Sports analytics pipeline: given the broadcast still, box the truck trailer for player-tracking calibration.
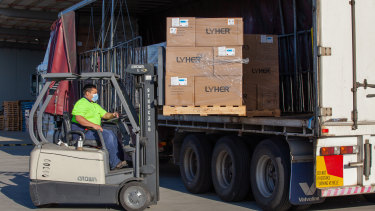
[154,0,375,210]
[34,0,375,210]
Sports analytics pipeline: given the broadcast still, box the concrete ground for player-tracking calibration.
[1,131,375,211]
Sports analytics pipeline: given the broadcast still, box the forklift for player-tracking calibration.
[28,65,159,211]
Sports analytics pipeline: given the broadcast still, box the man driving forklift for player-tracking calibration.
[71,84,127,170]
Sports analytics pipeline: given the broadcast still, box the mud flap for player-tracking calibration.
[289,162,325,205]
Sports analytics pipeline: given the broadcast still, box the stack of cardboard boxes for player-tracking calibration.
[165,17,244,107]
[243,34,280,116]
[165,17,280,116]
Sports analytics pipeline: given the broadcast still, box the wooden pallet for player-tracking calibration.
[163,105,246,116]
[246,109,281,117]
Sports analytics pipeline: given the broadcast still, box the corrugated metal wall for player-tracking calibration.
[0,48,44,108]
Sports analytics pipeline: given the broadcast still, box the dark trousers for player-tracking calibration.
[71,123,122,169]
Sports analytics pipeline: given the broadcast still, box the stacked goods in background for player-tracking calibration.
[3,101,21,131]
[165,17,246,116]
[243,34,280,117]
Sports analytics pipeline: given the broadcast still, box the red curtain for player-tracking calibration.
[45,11,78,115]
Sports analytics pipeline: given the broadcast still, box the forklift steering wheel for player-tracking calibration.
[106,114,126,123]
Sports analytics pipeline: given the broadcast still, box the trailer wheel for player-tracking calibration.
[211,136,250,202]
[180,134,213,193]
[250,138,291,211]
[119,182,150,211]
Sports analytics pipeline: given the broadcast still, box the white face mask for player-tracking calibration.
[92,93,99,102]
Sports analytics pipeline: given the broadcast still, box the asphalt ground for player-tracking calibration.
[1,131,375,211]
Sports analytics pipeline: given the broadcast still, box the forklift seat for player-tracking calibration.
[62,112,101,147]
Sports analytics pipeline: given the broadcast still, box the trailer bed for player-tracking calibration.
[158,114,314,137]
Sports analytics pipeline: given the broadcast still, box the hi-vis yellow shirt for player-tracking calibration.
[71,98,107,125]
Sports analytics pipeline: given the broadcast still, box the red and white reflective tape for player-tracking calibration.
[320,186,374,197]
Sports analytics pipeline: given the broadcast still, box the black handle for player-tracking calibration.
[67,130,86,145]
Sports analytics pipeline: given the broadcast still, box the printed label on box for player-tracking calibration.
[218,47,227,56]
[170,28,177,34]
[228,19,235,25]
[171,77,179,85]
[218,47,235,56]
[180,19,189,27]
[172,18,180,27]
[178,78,187,85]
[261,35,274,44]
[225,48,235,56]
[171,77,187,86]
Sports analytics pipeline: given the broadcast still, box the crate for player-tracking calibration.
[163,105,246,116]
[3,101,21,131]
[21,102,34,131]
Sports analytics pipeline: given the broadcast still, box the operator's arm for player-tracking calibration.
[102,112,119,120]
[75,115,103,131]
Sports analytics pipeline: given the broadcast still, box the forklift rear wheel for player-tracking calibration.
[119,182,150,211]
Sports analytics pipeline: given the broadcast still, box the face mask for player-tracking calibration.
[92,93,99,102]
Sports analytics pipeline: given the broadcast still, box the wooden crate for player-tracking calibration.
[163,105,246,116]
[3,101,21,131]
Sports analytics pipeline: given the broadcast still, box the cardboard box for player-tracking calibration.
[165,74,194,106]
[195,76,242,106]
[243,34,279,111]
[167,17,195,47]
[166,47,214,76]
[213,46,243,76]
[196,18,243,46]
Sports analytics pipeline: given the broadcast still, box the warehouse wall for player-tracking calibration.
[0,48,45,109]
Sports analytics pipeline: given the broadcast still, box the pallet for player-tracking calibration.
[246,109,281,117]
[163,105,246,116]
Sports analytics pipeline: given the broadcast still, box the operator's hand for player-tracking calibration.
[93,124,103,132]
[112,112,119,118]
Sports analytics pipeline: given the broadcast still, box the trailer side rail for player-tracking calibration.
[158,115,314,137]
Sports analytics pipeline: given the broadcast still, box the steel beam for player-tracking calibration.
[0,8,57,21]
[0,27,50,38]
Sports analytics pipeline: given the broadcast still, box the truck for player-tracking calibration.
[154,0,375,210]
[36,0,375,210]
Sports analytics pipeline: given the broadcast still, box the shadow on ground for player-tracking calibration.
[159,162,260,210]
[0,145,33,156]
[0,171,34,209]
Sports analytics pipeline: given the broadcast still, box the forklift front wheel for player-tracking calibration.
[119,181,151,211]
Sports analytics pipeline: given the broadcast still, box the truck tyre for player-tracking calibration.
[211,136,250,202]
[119,182,150,211]
[180,134,213,193]
[250,138,291,211]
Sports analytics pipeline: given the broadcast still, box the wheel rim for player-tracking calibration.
[256,155,277,198]
[184,147,198,182]
[216,150,233,188]
[123,186,147,209]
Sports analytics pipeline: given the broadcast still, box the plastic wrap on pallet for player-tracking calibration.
[146,42,166,68]
[165,45,248,106]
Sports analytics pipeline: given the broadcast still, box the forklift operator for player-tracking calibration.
[71,84,127,170]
